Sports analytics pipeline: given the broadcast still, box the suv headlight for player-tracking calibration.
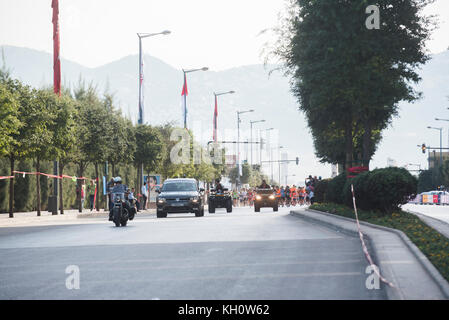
[255,195,262,200]
[191,197,199,203]
[269,195,275,200]
[157,198,166,204]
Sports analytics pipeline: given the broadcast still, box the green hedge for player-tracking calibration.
[314,178,330,203]
[318,168,417,215]
[326,173,347,204]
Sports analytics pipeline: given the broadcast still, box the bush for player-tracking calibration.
[342,171,369,209]
[326,173,347,204]
[343,167,417,214]
[314,179,330,203]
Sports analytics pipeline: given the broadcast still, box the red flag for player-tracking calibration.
[181,73,188,127]
[213,95,218,141]
[181,73,188,96]
[52,0,61,96]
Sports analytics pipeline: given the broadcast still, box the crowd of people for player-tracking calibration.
[229,175,320,207]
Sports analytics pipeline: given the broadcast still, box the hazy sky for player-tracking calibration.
[1,0,448,70]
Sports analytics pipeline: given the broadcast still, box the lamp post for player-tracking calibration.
[250,120,265,166]
[137,30,170,198]
[270,145,283,185]
[427,126,443,167]
[435,117,449,155]
[213,91,235,141]
[182,67,208,129]
[277,146,284,186]
[237,109,254,188]
[137,30,171,125]
[261,128,274,167]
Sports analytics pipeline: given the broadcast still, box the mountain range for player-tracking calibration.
[1,45,449,183]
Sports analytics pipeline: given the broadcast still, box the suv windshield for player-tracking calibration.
[161,182,197,192]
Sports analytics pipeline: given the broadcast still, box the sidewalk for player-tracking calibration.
[402,204,449,239]
[0,208,155,228]
[291,208,449,300]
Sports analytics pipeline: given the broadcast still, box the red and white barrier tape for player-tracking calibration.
[351,184,396,288]
[11,171,98,209]
[12,171,94,182]
[0,176,14,180]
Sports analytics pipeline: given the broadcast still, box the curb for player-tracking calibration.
[290,208,449,300]
[289,209,397,299]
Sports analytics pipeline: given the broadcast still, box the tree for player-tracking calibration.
[47,90,77,214]
[72,84,106,212]
[0,83,21,157]
[228,162,252,186]
[271,0,435,170]
[28,89,60,216]
[0,76,38,217]
[440,160,449,190]
[417,167,445,193]
[78,87,112,211]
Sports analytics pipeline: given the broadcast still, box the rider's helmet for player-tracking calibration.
[114,176,122,183]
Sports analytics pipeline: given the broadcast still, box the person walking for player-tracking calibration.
[81,182,86,211]
[87,180,96,211]
[141,182,148,211]
[232,189,239,207]
[309,188,315,205]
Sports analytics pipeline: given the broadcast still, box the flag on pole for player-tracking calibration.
[181,73,188,128]
[213,95,218,141]
[52,0,61,96]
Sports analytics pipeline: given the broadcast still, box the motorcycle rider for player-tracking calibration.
[109,177,133,221]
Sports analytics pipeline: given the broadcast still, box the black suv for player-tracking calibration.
[156,178,205,218]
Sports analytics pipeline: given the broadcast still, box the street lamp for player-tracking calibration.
[237,109,254,188]
[427,126,443,167]
[137,30,171,125]
[261,128,274,166]
[213,91,235,141]
[435,117,449,152]
[273,145,284,185]
[137,30,170,200]
[250,119,265,166]
[182,67,209,129]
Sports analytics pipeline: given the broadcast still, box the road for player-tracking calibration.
[0,206,386,300]
[402,203,449,224]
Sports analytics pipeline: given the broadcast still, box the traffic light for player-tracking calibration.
[422,143,426,154]
[296,157,299,165]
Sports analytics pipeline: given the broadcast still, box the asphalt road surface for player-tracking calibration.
[0,206,386,300]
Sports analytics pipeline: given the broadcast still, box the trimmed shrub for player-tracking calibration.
[314,179,330,203]
[342,171,370,209]
[343,167,417,214]
[326,173,347,204]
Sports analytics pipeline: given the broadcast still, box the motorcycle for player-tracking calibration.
[111,193,135,227]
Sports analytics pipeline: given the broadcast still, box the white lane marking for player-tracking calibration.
[0,251,364,269]
[1,272,363,289]
[1,259,365,275]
